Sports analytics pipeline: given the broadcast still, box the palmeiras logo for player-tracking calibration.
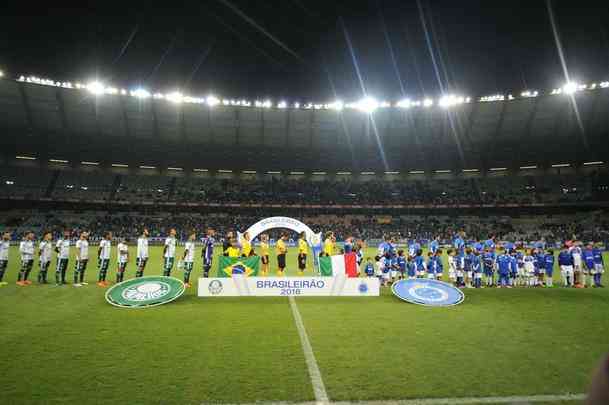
[392,279,464,306]
[105,276,185,308]
[208,280,223,295]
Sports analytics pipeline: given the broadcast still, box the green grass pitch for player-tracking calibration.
[1,245,607,404]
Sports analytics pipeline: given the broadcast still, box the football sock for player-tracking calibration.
[184,269,191,283]
[0,268,4,282]
[136,269,143,277]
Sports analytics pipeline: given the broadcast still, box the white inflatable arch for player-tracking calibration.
[237,216,321,247]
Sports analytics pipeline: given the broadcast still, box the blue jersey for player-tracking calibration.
[484,239,495,251]
[455,253,465,270]
[429,240,439,254]
[509,255,518,273]
[378,242,392,257]
[343,242,353,253]
[504,242,515,252]
[535,253,546,269]
[454,237,465,252]
[583,249,595,269]
[473,242,484,253]
[201,236,215,263]
[414,255,425,272]
[406,262,416,277]
[516,251,524,268]
[593,248,603,264]
[497,254,511,275]
[364,263,375,276]
[435,256,443,272]
[544,254,554,271]
[382,257,392,273]
[482,252,495,270]
[471,256,482,273]
[558,251,574,266]
[397,256,406,272]
[464,254,473,271]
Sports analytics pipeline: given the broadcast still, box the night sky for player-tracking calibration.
[2,1,608,102]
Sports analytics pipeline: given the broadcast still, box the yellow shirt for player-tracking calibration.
[276,239,287,255]
[242,240,252,256]
[227,246,240,257]
[323,238,334,256]
[298,239,308,255]
[260,241,269,256]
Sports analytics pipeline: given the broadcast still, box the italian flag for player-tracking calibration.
[319,253,358,277]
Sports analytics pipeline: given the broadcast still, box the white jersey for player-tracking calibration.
[56,239,70,259]
[39,240,52,263]
[117,243,128,263]
[448,256,456,272]
[20,240,35,261]
[0,240,9,261]
[570,246,582,266]
[99,239,111,260]
[75,239,89,260]
[164,237,176,258]
[184,241,195,263]
[137,237,148,259]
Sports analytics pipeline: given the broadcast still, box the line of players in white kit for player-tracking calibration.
[361,236,605,288]
[0,228,216,289]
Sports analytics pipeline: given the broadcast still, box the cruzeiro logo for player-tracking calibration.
[208,280,223,295]
[122,282,171,301]
[358,282,369,294]
[392,279,464,306]
[105,276,185,308]
[408,284,449,302]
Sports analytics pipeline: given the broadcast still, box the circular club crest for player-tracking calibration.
[105,276,185,308]
[392,279,464,306]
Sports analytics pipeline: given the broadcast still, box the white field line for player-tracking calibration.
[288,296,329,404]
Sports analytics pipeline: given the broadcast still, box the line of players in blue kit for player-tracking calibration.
[360,235,605,289]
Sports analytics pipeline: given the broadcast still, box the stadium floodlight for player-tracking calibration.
[16,155,36,160]
[139,165,156,169]
[81,186,88,191]
[81,161,99,166]
[66,185,74,189]
[49,159,68,164]
[120,89,127,95]
[435,169,451,173]
[167,167,183,171]
[290,171,305,175]
[329,100,344,111]
[206,95,220,107]
[336,171,351,175]
[86,81,105,95]
[489,167,507,171]
[166,92,183,103]
[293,102,300,108]
[0,70,3,78]
[519,165,538,170]
[131,88,151,99]
[439,95,462,108]
[111,163,129,168]
[396,99,412,109]
[462,169,479,173]
[583,161,604,166]
[423,99,433,108]
[153,93,165,99]
[562,82,578,95]
[263,100,272,108]
[551,163,570,168]
[384,171,400,175]
[312,171,326,175]
[277,101,288,109]
[600,82,609,88]
[5,180,14,185]
[352,97,379,113]
[380,101,391,108]
[521,90,538,98]
[193,168,208,172]
[242,170,257,174]
[267,171,281,174]
[222,99,230,106]
[217,169,232,173]
[360,171,375,175]
[409,170,425,174]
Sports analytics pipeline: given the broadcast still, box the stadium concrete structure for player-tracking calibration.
[0,76,608,213]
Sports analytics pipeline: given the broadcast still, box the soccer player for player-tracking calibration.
[558,245,574,287]
[429,236,440,255]
[364,257,375,277]
[259,233,269,276]
[297,232,307,276]
[434,250,444,281]
[162,228,177,277]
[583,243,595,288]
[535,248,546,287]
[570,242,583,288]
[201,228,215,278]
[447,249,457,285]
[136,228,149,278]
[241,232,253,257]
[414,249,426,279]
[396,250,406,279]
[98,232,112,286]
[55,230,71,285]
[496,249,511,288]
[323,231,335,257]
[226,238,240,257]
[406,256,417,279]
[524,249,536,287]
[381,252,392,286]
[222,231,234,257]
[17,231,35,286]
[472,250,482,288]
[509,250,518,287]
[38,232,52,284]
[343,236,353,254]
[592,244,605,288]
[463,248,473,288]
[182,232,195,287]
[544,249,555,287]
[482,248,495,287]
[455,249,465,287]
[0,232,11,286]
[74,231,89,287]
[276,233,288,276]
[116,237,129,283]
[426,252,437,280]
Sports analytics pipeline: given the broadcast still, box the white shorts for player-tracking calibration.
[560,265,574,275]
[466,271,473,279]
[474,272,482,279]
[382,272,390,280]
[573,255,582,268]
[456,270,464,277]
[427,273,435,279]
[390,270,398,278]
[448,271,456,280]
[517,268,526,276]
[593,263,604,274]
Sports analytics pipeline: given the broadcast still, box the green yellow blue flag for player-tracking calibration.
[217,256,260,277]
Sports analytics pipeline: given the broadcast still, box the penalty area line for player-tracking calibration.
[288,295,330,404]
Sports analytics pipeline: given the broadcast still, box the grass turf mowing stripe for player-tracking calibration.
[289,296,329,404]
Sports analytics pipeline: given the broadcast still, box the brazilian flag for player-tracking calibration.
[218,256,260,277]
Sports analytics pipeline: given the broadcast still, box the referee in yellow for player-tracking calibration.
[323,231,335,256]
[276,233,288,276]
[241,232,254,257]
[297,232,308,276]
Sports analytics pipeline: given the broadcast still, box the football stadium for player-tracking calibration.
[2,1,609,404]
